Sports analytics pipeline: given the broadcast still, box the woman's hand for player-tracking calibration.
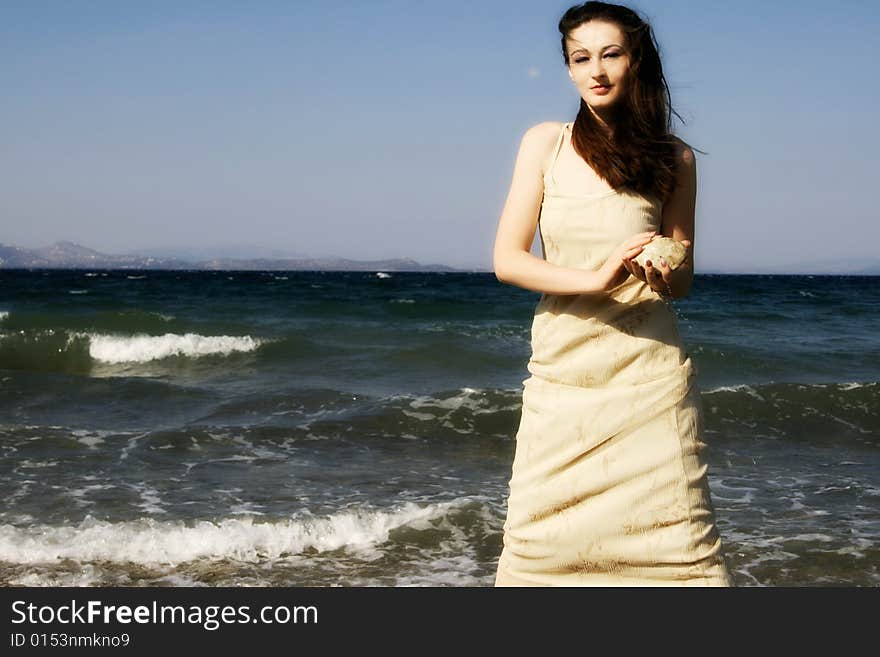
[622,236,692,299]
[598,230,657,292]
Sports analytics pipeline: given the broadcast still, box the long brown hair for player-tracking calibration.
[559,2,689,203]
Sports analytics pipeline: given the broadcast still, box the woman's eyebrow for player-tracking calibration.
[569,44,623,55]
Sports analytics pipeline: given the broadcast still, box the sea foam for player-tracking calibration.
[81,332,263,363]
[0,501,462,565]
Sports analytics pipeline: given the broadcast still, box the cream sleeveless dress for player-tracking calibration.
[494,122,734,586]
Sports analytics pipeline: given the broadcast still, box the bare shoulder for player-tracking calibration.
[526,120,565,138]
[518,121,563,149]
[516,121,565,173]
[671,135,696,169]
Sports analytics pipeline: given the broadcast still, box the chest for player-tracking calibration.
[551,133,617,196]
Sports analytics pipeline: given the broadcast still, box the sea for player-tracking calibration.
[0,269,877,587]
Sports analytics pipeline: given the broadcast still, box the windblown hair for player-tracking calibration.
[559,1,689,203]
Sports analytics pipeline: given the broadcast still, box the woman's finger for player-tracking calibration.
[630,232,656,247]
[645,261,672,295]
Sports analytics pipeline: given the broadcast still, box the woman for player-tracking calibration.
[492,1,734,586]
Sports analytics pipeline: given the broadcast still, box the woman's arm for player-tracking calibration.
[492,123,607,296]
[655,139,698,298]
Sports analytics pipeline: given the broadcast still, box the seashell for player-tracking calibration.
[634,236,688,271]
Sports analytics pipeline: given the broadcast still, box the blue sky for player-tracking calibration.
[1,0,878,272]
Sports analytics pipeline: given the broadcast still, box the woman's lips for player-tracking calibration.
[591,85,611,95]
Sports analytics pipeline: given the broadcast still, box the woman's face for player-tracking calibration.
[566,20,631,116]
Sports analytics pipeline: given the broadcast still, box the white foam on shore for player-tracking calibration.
[70,428,116,448]
[69,332,263,363]
[704,383,765,399]
[706,381,877,394]
[402,387,521,416]
[9,564,104,587]
[0,501,462,566]
[839,382,874,390]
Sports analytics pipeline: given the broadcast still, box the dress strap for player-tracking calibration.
[544,122,570,189]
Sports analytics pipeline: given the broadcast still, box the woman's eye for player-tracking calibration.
[574,54,619,63]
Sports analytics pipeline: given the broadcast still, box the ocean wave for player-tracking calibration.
[702,380,879,446]
[0,328,299,377]
[704,380,879,399]
[0,500,469,566]
[75,332,264,363]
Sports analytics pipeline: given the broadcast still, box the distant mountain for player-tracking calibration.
[196,255,424,271]
[0,241,192,270]
[703,257,880,276]
[783,256,880,276]
[0,241,459,272]
[123,244,315,261]
[3,241,875,275]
